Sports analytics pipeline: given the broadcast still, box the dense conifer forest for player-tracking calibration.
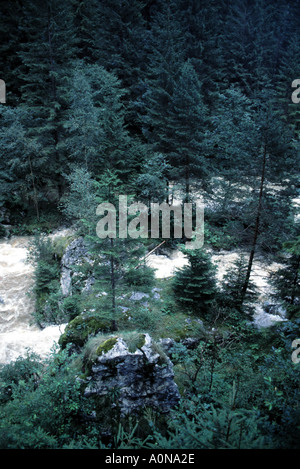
[0,0,299,451]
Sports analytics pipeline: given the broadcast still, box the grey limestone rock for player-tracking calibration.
[83,333,180,416]
[60,237,93,296]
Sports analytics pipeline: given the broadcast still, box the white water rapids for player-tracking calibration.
[146,248,287,328]
[0,232,286,365]
[0,236,66,365]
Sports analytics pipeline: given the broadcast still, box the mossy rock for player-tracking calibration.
[96,337,119,356]
[52,234,76,259]
[59,314,112,349]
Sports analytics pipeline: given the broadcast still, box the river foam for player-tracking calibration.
[0,236,65,364]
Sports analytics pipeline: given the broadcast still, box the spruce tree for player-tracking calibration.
[271,235,300,318]
[240,97,298,303]
[207,86,298,304]
[73,0,148,131]
[177,0,227,104]
[220,0,284,96]
[141,0,185,197]
[168,60,209,202]
[17,0,78,200]
[221,254,258,311]
[0,106,43,219]
[62,168,152,331]
[63,61,143,184]
[173,248,218,316]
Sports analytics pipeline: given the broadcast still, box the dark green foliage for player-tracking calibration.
[0,349,92,449]
[168,60,209,200]
[0,106,44,218]
[270,236,300,318]
[221,254,258,310]
[123,264,155,289]
[0,351,43,405]
[142,393,268,449]
[173,248,218,315]
[62,62,142,181]
[1,0,300,451]
[27,234,61,324]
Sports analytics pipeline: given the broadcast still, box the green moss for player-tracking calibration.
[58,314,112,349]
[52,234,76,259]
[96,337,118,356]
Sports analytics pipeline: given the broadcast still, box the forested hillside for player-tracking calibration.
[0,0,299,450]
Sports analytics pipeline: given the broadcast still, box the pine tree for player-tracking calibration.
[177,0,227,104]
[221,254,258,311]
[73,0,148,131]
[0,1,24,106]
[141,0,185,197]
[60,166,99,236]
[220,0,285,96]
[240,97,298,303]
[207,86,298,303]
[173,248,218,316]
[206,86,258,213]
[62,168,152,331]
[0,106,44,219]
[62,61,143,183]
[271,235,300,318]
[135,153,170,206]
[168,60,209,202]
[17,0,78,200]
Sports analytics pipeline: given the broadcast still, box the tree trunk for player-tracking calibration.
[110,237,118,331]
[185,154,190,203]
[47,5,64,199]
[28,153,40,221]
[241,141,267,303]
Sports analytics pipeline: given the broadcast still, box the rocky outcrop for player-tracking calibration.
[83,333,180,416]
[60,237,94,297]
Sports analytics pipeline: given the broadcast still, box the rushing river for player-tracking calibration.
[146,248,287,328]
[0,235,65,364]
[0,232,286,365]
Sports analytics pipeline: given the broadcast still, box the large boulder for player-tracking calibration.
[60,237,94,297]
[58,314,113,350]
[83,333,180,416]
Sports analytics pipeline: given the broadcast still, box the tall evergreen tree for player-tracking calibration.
[221,0,288,97]
[62,61,143,184]
[62,168,153,331]
[177,0,227,104]
[0,106,43,219]
[270,235,300,319]
[208,86,299,303]
[73,0,148,132]
[239,97,298,302]
[17,0,78,200]
[141,0,186,197]
[168,60,209,201]
[0,0,24,105]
